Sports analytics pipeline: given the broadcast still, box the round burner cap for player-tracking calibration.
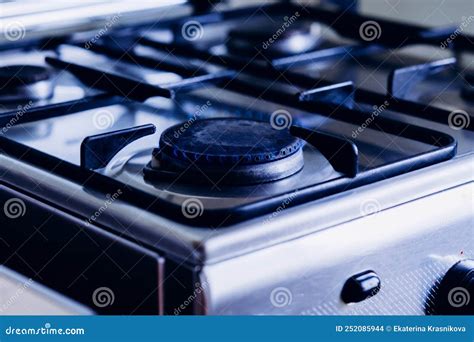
[159,118,302,166]
[149,118,305,185]
[0,65,52,87]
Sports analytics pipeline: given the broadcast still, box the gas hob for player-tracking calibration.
[0,0,473,316]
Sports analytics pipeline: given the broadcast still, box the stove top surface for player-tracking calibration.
[0,0,473,262]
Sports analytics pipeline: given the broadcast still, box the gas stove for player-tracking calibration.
[0,0,473,316]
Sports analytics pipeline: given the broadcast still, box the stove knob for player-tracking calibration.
[432,259,474,315]
[341,270,381,304]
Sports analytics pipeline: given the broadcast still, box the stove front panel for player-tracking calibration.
[199,182,473,315]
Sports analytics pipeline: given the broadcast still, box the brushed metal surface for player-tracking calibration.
[197,183,473,314]
[0,1,188,46]
[0,266,93,315]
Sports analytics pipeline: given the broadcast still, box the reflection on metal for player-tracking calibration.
[0,1,188,45]
[0,266,93,315]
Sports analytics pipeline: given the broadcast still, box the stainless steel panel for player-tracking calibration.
[199,183,473,314]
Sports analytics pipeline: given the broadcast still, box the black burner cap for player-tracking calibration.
[160,118,302,165]
[148,118,305,185]
[0,65,52,87]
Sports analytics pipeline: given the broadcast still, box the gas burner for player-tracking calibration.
[146,118,304,185]
[226,22,320,58]
[0,65,55,102]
